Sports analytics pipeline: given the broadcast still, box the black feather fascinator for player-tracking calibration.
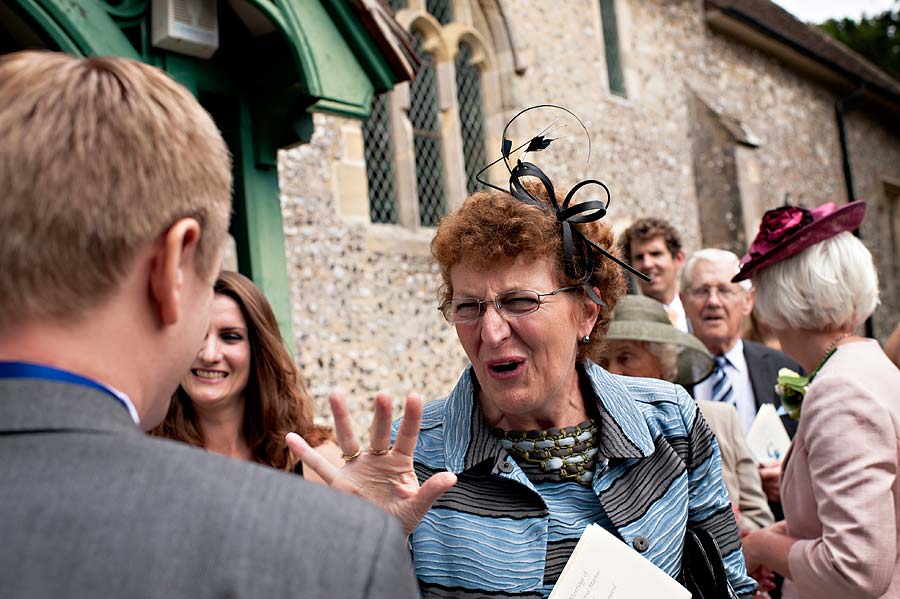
[475,105,650,306]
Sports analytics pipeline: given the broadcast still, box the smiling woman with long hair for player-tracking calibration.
[152,271,340,479]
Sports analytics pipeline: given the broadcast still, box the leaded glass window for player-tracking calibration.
[362,93,398,224]
[599,0,626,96]
[426,0,452,25]
[455,42,487,195]
[409,30,447,227]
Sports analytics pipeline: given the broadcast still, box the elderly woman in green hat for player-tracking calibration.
[599,295,774,532]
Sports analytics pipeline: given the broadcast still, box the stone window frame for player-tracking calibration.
[352,1,505,233]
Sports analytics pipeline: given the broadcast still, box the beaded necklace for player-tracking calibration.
[823,332,852,358]
[494,419,600,486]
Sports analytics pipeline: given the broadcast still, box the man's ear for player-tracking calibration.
[148,218,202,326]
[674,249,686,268]
[742,287,756,317]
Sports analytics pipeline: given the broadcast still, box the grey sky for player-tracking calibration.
[774,0,896,23]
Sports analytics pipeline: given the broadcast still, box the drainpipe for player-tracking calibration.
[836,84,865,203]
[835,83,874,338]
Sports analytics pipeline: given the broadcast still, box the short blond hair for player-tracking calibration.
[0,51,232,328]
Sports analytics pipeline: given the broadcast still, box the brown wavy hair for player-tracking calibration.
[619,217,683,262]
[151,271,331,470]
[430,182,626,362]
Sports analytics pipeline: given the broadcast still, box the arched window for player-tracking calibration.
[409,29,447,227]
[455,41,488,195]
[359,1,506,229]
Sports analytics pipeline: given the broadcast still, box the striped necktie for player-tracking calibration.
[711,355,735,405]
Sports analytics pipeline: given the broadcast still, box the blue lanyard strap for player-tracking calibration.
[0,361,139,423]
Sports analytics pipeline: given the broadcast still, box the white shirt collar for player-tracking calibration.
[663,294,690,333]
[664,293,682,313]
[721,338,746,373]
[106,384,141,426]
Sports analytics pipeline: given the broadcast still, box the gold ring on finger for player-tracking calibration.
[341,448,363,462]
[367,447,390,456]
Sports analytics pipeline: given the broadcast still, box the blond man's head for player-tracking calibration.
[0,51,232,329]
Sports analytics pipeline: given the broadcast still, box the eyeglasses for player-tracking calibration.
[438,286,578,324]
[686,285,744,301]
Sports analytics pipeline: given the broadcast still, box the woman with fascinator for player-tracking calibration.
[288,107,755,598]
[736,203,900,599]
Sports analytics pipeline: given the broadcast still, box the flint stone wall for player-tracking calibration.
[278,117,468,436]
[277,0,900,433]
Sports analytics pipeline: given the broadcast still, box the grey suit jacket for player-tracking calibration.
[697,400,774,531]
[0,379,419,599]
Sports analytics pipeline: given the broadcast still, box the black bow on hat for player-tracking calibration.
[475,105,650,306]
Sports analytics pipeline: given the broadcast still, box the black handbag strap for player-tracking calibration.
[679,527,740,599]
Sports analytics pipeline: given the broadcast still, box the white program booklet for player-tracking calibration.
[746,403,792,463]
[549,524,690,599]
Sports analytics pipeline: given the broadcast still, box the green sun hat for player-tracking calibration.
[606,295,714,387]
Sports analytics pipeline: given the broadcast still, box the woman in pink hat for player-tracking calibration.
[737,202,900,599]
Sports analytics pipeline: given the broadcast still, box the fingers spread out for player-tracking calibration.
[293,388,454,537]
[285,432,341,485]
[393,394,423,458]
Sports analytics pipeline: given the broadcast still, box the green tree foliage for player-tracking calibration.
[818,1,900,82]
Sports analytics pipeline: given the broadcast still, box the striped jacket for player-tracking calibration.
[401,361,756,598]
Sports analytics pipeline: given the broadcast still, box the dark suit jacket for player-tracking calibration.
[684,339,802,439]
[0,378,418,599]
[742,340,804,529]
[742,339,802,439]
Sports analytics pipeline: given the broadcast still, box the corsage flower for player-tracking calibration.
[774,345,842,419]
[775,368,808,419]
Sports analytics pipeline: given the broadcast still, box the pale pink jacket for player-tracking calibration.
[782,340,900,599]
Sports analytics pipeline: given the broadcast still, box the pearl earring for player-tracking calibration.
[580,335,590,344]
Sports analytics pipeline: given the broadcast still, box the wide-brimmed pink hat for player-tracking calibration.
[732,201,866,282]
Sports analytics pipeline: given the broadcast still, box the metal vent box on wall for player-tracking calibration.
[151,0,219,59]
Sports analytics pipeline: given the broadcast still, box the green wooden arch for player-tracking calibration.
[8,0,408,347]
[11,0,400,117]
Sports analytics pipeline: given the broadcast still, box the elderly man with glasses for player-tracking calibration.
[679,249,801,437]
[680,248,803,554]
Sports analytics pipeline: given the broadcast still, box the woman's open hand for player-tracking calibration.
[286,390,457,536]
